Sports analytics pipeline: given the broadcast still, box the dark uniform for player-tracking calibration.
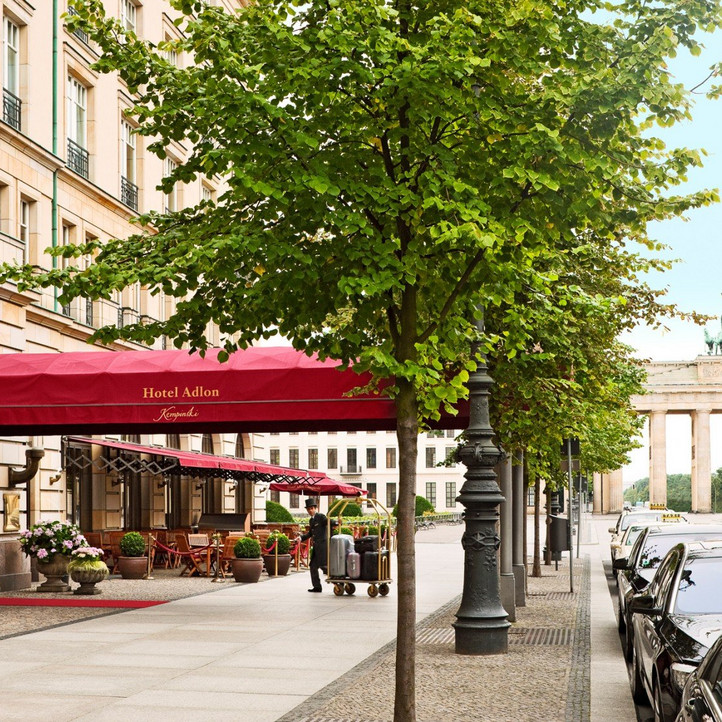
[301,510,328,592]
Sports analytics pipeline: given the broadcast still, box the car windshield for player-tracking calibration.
[623,526,647,548]
[675,557,722,614]
[638,532,722,571]
[621,513,662,532]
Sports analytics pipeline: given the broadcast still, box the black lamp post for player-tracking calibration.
[453,316,510,654]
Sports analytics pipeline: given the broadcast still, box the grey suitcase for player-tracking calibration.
[329,534,354,577]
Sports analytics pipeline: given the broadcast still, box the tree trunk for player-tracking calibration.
[532,478,541,578]
[394,379,418,722]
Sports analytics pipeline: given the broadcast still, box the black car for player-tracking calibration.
[676,630,722,721]
[629,540,722,722]
[613,523,722,660]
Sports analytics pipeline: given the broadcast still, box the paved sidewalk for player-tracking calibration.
[0,520,636,721]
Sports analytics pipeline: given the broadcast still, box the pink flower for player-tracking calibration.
[37,549,48,559]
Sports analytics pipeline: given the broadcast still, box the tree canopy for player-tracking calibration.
[3,0,722,718]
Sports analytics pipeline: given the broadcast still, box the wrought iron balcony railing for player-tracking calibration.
[67,138,89,179]
[121,176,139,211]
[3,88,21,131]
[66,7,89,44]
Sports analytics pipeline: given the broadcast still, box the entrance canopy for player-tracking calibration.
[67,436,316,483]
[0,347,467,435]
[268,478,366,497]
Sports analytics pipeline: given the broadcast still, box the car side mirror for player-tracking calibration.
[629,595,662,616]
[612,557,628,571]
[608,527,616,534]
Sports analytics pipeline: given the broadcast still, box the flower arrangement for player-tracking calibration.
[69,546,105,564]
[18,520,86,561]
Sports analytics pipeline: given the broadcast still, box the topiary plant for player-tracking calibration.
[119,531,146,557]
[266,531,291,555]
[340,502,363,517]
[234,536,262,559]
[266,500,294,523]
[393,495,435,517]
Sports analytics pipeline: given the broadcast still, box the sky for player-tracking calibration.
[620,38,722,485]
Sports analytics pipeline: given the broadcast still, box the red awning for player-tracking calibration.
[67,435,319,482]
[0,346,467,435]
[269,478,367,497]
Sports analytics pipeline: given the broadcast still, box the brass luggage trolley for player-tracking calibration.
[325,496,394,597]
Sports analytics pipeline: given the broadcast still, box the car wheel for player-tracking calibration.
[624,620,634,662]
[631,645,648,705]
[653,680,666,722]
[618,600,626,632]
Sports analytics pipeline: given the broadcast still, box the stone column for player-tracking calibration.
[592,472,603,515]
[607,469,624,514]
[512,451,526,607]
[499,456,516,622]
[648,411,667,507]
[691,410,712,513]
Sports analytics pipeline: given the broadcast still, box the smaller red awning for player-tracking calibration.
[269,478,366,497]
[66,436,320,482]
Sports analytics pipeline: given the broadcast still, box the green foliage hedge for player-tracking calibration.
[392,495,435,517]
[266,500,294,523]
[234,536,262,559]
[119,531,145,557]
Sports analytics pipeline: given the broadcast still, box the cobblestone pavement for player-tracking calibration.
[279,556,589,722]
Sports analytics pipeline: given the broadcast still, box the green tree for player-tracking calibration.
[4,1,722,719]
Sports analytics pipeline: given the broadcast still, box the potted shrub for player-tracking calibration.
[117,531,147,579]
[262,531,292,576]
[68,546,109,595]
[231,536,263,583]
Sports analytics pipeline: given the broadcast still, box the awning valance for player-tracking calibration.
[0,346,467,435]
[66,435,321,483]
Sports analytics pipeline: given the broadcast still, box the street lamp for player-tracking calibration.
[453,315,510,654]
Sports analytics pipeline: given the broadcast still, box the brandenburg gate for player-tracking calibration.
[593,356,722,514]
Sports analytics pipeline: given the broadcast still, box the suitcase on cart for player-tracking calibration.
[346,551,361,579]
[362,550,390,581]
[354,535,379,554]
[329,534,354,577]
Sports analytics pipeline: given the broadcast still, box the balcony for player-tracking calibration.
[3,88,21,131]
[117,306,139,329]
[67,139,89,179]
[66,7,89,45]
[61,297,94,327]
[121,176,138,211]
[339,466,362,475]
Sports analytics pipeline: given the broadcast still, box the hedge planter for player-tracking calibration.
[117,556,147,579]
[231,557,264,583]
[262,553,291,576]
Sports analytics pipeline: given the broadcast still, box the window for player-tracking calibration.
[202,185,214,203]
[386,483,397,507]
[446,482,457,508]
[426,430,443,438]
[425,447,436,468]
[307,448,318,470]
[446,430,456,438]
[425,482,436,508]
[346,448,357,472]
[327,448,337,468]
[163,35,178,66]
[385,447,396,469]
[19,199,29,248]
[67,77,89,178]
[270,490,280,504]
[445,446,456,464]
[2,17,20,130]
[288,448,299,469]
[269,448,280,465]
[165,157,178,212]
[366,448,376,469]
[120,121,138,211]
[121,0,137,33]
[289,493,299,509]
[366,482,377,499]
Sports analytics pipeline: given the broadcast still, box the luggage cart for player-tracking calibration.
[325,496,394,597]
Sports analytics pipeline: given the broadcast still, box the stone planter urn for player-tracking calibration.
[231,557,264,583]
[36,554,71,593]
[69,561,109,595]
[262,553,292,577]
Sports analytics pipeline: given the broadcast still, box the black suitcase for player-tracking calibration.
[362,550,390,580]
[354,535,379,554]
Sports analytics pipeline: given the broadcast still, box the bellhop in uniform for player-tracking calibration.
[299,497,328,592]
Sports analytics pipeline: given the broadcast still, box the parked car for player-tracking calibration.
[675,630,722,721]
[629,540,722,722]
[611,516,685,568]
[609,508,679,560]
[614,523,722,660]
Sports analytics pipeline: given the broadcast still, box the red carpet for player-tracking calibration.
[0,598,167,608]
